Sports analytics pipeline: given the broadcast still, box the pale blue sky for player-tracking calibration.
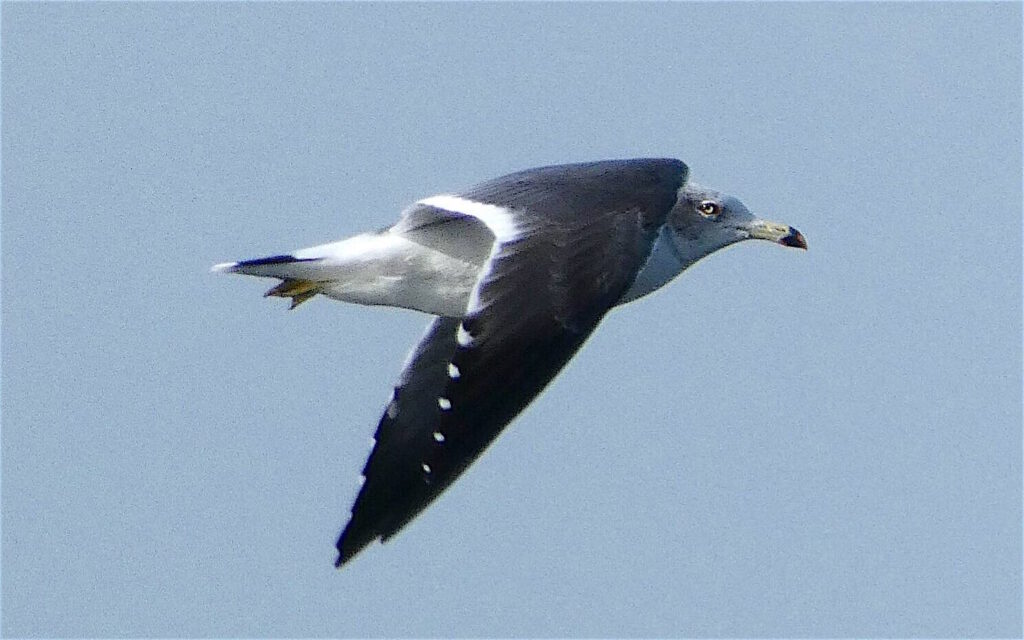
[2,3,1021,637]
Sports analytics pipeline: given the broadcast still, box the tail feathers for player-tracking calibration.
[211,254,318,277]
[212,254,324,309]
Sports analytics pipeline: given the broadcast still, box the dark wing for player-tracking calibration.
[336,158,688,567]
[336,316,462,565]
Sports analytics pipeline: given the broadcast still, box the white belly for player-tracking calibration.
[314,233,478,317]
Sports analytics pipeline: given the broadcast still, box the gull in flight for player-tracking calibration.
[212,158,807,568]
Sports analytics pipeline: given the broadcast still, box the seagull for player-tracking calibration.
[212,158,806,568]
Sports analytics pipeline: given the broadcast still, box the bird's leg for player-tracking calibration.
[264,279,321,310]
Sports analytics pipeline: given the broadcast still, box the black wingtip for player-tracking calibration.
[333,543,361,570]
[334,538,350,569]
[335,525,376,569]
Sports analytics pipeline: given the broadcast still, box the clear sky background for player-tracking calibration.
[2,3,1021,637]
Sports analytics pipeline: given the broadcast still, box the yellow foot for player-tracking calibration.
[264,279,321,310]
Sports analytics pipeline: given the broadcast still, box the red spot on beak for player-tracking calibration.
[780,228,807,250]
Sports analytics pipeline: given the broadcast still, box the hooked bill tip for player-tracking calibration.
[779,228,807,250]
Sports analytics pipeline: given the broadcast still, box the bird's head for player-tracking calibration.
[666,183,807,266]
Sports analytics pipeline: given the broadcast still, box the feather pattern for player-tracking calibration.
[336,159,688,565]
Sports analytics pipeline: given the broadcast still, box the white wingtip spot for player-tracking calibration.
[433,431,446,443]
[447,363,461,379]
[437,397,452,411]
[421,463,432,474]
[357,474,366,486]
[386,400,399,419]
[211,262,238,273]
[456,323,474,347]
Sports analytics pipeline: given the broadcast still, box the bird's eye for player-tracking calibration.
[698,201,720,217]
